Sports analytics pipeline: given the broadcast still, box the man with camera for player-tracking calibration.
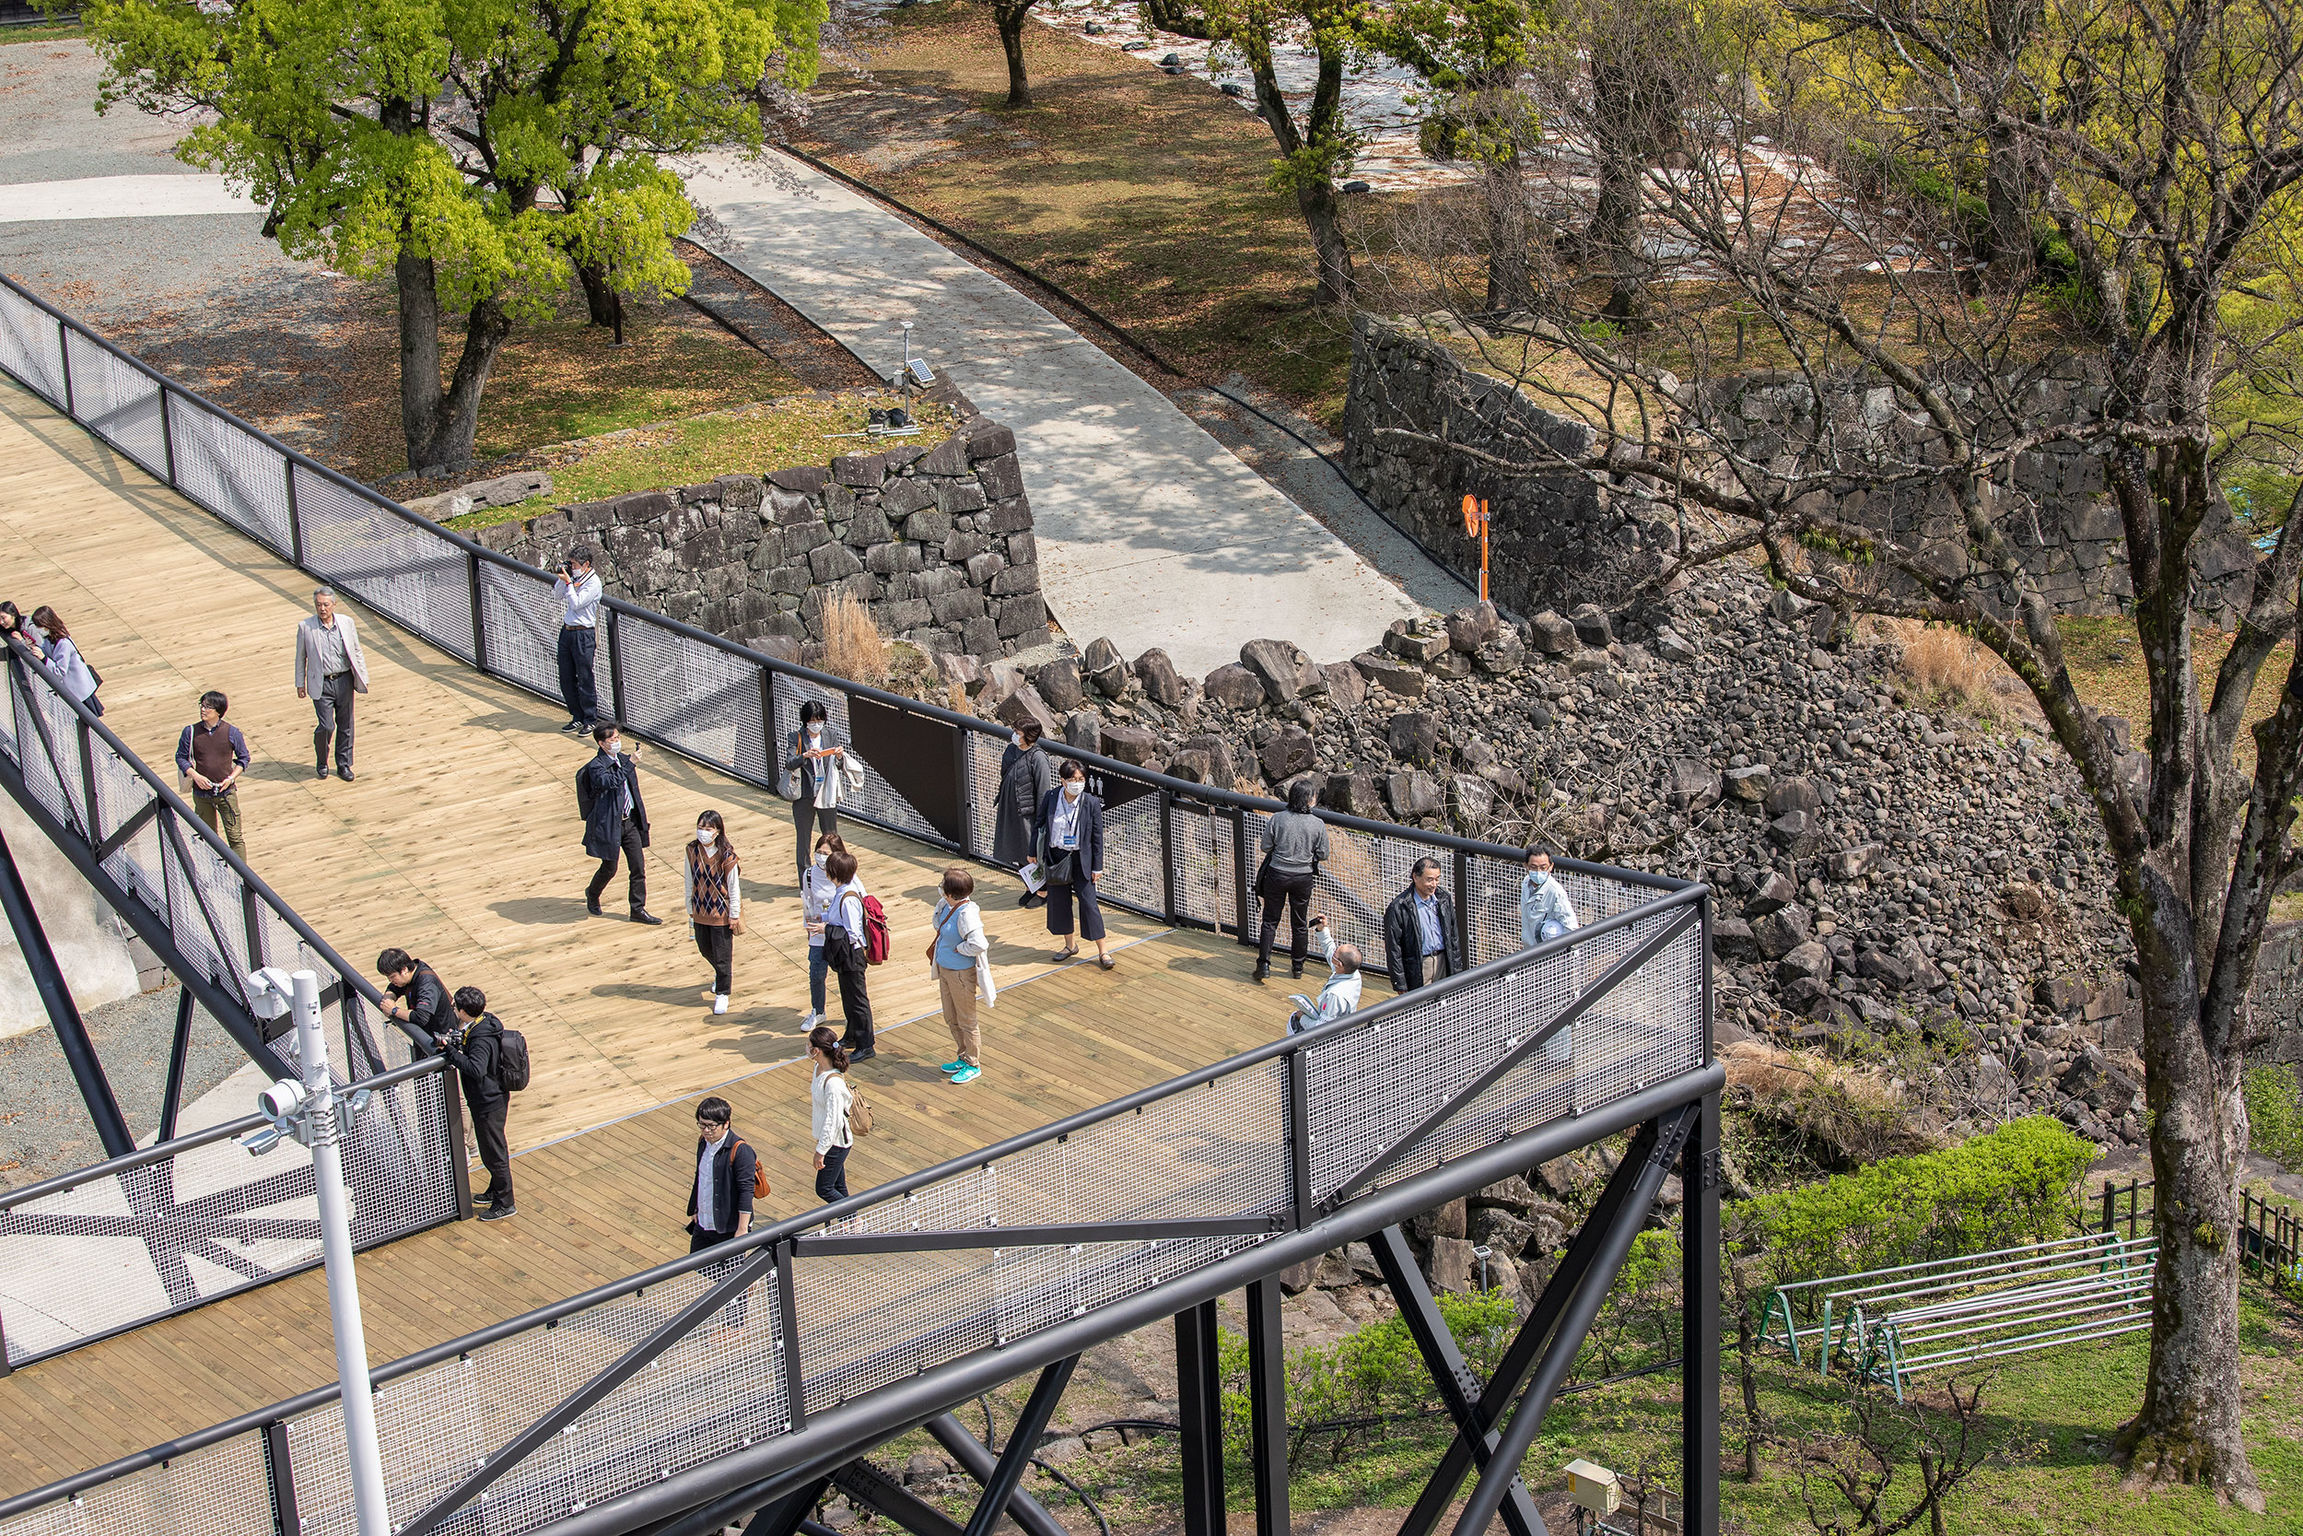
[437,985,515,1221]
[553,546,604,735]
[578,722,661,923]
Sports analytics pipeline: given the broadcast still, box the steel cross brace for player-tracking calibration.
[962,1356,1077,1536]
[831,1459,963,1536]
[1450,1106,1700,1536]
[1393,1114,1671,1536]
[925,1414,1069,1536]
[1369,1226,1548,1536]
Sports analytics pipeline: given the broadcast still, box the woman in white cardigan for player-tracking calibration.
[926,866,998,1084]
[808,1025,855,1203]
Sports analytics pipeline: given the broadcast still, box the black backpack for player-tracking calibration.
[494,1026,532,1092]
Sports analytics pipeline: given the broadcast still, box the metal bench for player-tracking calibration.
[1760,1229,2155,1399]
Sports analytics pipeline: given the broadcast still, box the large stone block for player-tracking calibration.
[905,509,955,545]
[1064,710,1104,752]
[989,563,1040,596]
[1323,771,1380,817]
[1751,904,1814,960]
[1181,733,1236,786]
[1259,724,1316,782]
[1383,622,1449,663]
[995,593,1048,638]
[1241,638,1315,704]
[866,542,924,577]
[1322,660,1368,710]
[996,685,1060,737]
[842,504,894,548]
[808,540,866,583]
[1388,710,1441,765]
[918,433,972,476]
[1530,611,1578,654]
[967,423,1018,460]
[1445,602,1501,653]
[986,497,1033,535]
[1353,651,1426,697]
[1081,637,1127,697]
[943,528,994,565]
[936,480,988,516]
[1663,758,1720,812]
[768,486,820,527]
[767,465,829,493]
[1203,663,1267,711]
[965,550,1009,586]
[832,453,888,488]
[1004,531,1036,567]
[1135,648,1186,706]
[880,597,934,630]
[882,478,937,517]
[929,588,988,627]
[1387,769,1444,818]
[1101,722,1162,765]
[1036,657,1087,712]
[961,615,1004,656]
[976,454,1026,501]
[1568,603,1614,647]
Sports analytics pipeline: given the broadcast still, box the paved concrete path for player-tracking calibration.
[683,152,1428,677]
[0,172,257,221]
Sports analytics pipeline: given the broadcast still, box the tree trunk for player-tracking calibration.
[575,260,625,331]
[1736,1311,1762,1482]
[1982,128,2033,282]
[1483,149,1533,313]
[995,1,1034,107]
[1589,55,1647,323]
[2117,962,2263,1507]
[1295,178,1354,304]
[394,253,515,474]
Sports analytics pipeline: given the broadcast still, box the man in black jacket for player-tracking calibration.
[577,722,660,923]
[1383,856,1460,994]
[378,948,453,1041]
[438,986,515,1221]
[687,1096,756,1252]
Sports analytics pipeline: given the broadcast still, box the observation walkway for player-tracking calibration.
[0,378,1278,1496]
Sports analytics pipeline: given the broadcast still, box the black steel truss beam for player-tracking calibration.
[1245,1277,1289,1536]
[793,1215,1279,1257]
[832,1460,962,1536]
[1450,1106,1700,1536]
[0,821,133,1156]
[1371,1226,1546,1536]
[156,984,195,1144]
[924,1414,1069,1536]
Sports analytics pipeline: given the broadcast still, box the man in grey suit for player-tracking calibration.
[294,587,371,782]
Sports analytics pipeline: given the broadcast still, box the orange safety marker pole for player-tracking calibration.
[1460,494,1491,603]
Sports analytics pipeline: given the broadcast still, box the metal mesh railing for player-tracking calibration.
[0,890,1708,1536]
[0,651,466,1368]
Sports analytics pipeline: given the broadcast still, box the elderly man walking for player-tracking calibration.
[293,588,370,782]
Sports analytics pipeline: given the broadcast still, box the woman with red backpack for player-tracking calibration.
[821,846,880,1062]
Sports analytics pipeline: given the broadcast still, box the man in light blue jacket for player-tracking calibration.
[1286,916,1362,1034]
[1519,847,1580,947]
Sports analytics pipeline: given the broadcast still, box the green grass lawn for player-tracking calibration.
[0,20,84,44]
[791,3,1359,426]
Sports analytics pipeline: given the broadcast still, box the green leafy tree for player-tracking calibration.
[84,0,825,473]
[991,0,1042,106]
[1373,0,1549,311]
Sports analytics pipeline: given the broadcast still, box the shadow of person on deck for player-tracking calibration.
[491,895,593,925]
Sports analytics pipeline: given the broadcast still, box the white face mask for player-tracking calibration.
[1530,869,1549,886]
[1063,781,1084,800]
[807,724,822,739]
[1012,732,1026,749]
[814,852,828,868]
[697,828,717,845]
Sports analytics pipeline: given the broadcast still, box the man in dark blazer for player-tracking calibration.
[686,1096,757,1252]
[1037,758,1115,968]
[1383,855,1460,993]
[577,722,660,923]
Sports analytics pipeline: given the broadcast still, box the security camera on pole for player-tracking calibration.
[241,967,389,1536]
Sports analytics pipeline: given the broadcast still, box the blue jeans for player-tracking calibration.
[809,943,828,1015]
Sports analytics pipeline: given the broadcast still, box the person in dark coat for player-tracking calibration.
[1037,758,1113,969]
[994,720,1052,906]
[783,700,850,879]
[577,722,660,923]
[377,948,454,1040]
[438,986,515,1220]
[1383,856,1460,994]
[686,1096,757,1252]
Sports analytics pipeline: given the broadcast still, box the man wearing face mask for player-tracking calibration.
[577,722,660,923]
[553,546,603,735]
[784,700,849,880]
[994,719,1051,906]
[1519,846,1579,946]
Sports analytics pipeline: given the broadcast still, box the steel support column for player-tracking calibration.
[1175,1300,1226,1536]
[0,823,133,1156]
[1681,1090,1721,1536]
[1245,1278,1289,1536]
[156,984,196,1143]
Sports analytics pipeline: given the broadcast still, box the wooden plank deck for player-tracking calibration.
[0,379,1286,1498]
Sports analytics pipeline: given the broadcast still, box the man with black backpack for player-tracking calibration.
[438,985,521,1222]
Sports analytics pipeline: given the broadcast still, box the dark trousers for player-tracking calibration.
[557,625,599,727]
[792,799,839,877]
[312,671,355,773]
[690,1224,741,1254]
[466,1092,512,1206]
[688,1223,753,1322]
[827,929,874,1050]
[1257,869,1316,970]
[816,1143,850,1203]
[695,921,733,994]
[587,815,648,912]
[1046,879,1106,942]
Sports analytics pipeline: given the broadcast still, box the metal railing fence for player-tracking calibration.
[0,270,1678,985]
[0,885,1710,1536]
[0,648,469,1370]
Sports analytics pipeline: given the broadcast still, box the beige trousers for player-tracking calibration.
[937,965,981,1067]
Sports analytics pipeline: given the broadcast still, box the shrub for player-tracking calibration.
[2244,1062,2303,1171]
[1730,1115,2096,1291]
[820,590,887,686]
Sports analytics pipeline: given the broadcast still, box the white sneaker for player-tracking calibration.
[713,995,729,1015]
[800,1009,821,1029]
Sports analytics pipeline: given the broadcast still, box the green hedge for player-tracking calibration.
[1730,1116,2096,1288]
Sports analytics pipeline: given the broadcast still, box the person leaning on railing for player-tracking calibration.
[1253,778,1330,985]
[26,605,103,717]
[175,689,250,857]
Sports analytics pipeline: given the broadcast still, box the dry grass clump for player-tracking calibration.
[1865,617,2019,723]
[1723,1040,1941,1164]
[821,591,889,686]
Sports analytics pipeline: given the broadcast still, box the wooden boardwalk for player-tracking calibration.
[0,379,1283,1498]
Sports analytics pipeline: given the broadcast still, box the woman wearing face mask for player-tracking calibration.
[783,700,849,881]
[799,831,847,1029]
[994,719,1052,907]
[685,810,744,1015]
[1037,759,1113,969]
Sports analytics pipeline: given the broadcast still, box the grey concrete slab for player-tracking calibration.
[682,151,1429,676]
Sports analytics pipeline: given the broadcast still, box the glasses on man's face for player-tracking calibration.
[698,1119,727,1132]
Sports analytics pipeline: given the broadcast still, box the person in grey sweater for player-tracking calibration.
[1254,779,1331,983]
